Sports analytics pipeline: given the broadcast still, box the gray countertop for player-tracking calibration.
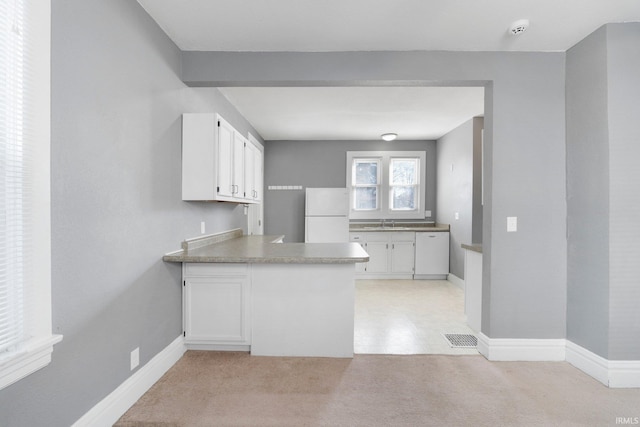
[462,243,483,253]
[163,230,369,264]
[349,222,450,232]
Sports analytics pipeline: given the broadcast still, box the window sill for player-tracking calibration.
[0,334,63,391]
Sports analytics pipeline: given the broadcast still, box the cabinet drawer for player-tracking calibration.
[362,232,388,242]
[388,231,415,242]
[349,233,365,242]
[184,263,248,277]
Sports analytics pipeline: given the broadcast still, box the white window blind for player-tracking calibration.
[0,0,34,357]
[0,0,58,392]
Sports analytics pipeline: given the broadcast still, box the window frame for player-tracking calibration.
[347,151,426,220]
[0,0,61,392]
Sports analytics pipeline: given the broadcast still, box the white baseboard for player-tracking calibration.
[477,333,566,361]
[566,341,640,388]
[186,343,250,352]
[447,273,464,290]
[73,335,186,427]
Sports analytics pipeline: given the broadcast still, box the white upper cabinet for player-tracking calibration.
[232,131,245,199]
[216,117,234,198]
[182,113,263,204]
[245,134,263,202]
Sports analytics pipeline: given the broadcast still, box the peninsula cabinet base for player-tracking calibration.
[251,264,355,358]
[182,262,356,358]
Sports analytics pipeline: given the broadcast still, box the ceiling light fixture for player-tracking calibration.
[509,19,529,36]
[381,133,397,141]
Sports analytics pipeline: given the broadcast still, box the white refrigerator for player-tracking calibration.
[305,188,349,243]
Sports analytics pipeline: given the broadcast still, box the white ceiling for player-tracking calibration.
[137,0,640,52]
[137,0,640,141]
[219,86,484,141]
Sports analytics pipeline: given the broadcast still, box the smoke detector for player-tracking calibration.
[509,19,530,35]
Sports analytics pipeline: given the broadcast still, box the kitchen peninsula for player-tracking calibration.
[163,229,369,358]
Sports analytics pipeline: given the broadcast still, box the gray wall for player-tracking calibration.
[435,117,483,280]
[264,140,437,243]
[186,50,568,340]
[566,23,640,361]
[436,119,474,279]
[0,1,260,425]
[606,23,640,360]
[566,26,611,359]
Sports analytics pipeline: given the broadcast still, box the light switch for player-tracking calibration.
[507,216,517,232]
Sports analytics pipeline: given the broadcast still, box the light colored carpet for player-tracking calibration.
[115,351,640,426]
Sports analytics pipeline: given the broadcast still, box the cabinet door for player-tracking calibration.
[244,141,255,201]
[217,119,234,198]
[232,132,245,199]
[349,233,367,273]
[184,276,249,344]
[391,241,415,273]
[364,241,389,273]
[182,114,216,201]
[253,146,263,202]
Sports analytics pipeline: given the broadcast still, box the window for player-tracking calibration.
[352,158,381,210]
[390,158,419,211]
[0,0,60,391]
[347,151,426,220]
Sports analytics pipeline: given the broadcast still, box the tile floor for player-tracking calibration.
[354,279,479,355]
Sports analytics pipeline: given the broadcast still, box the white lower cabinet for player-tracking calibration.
[183,263,250,349]
[391,240,416,273]
[349,232,415,279]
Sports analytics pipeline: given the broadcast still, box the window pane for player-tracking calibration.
[391,159,417,185]
[354,187,377,210]
[354,161,378,185]
[391,186,415,210]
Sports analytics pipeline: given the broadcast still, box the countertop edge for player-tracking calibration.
[162,256,369,264]
[462,243,483,254]
[163,235,369,264]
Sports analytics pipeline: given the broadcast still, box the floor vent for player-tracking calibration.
[443,334,478,348]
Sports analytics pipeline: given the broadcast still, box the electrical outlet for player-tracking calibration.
[130,347,139,371]
[200,221,205,234]
[507,216,518,232]
[425,210,432,218]
[454,212,459,220]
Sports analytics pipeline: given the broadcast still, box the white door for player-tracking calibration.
[232,132,245,199]
[391,241,415,273]
[184,277,249,344]
[364,241,388,273]
[247,203,264,235]
[217,119,234,198]
[244,141,255,200]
